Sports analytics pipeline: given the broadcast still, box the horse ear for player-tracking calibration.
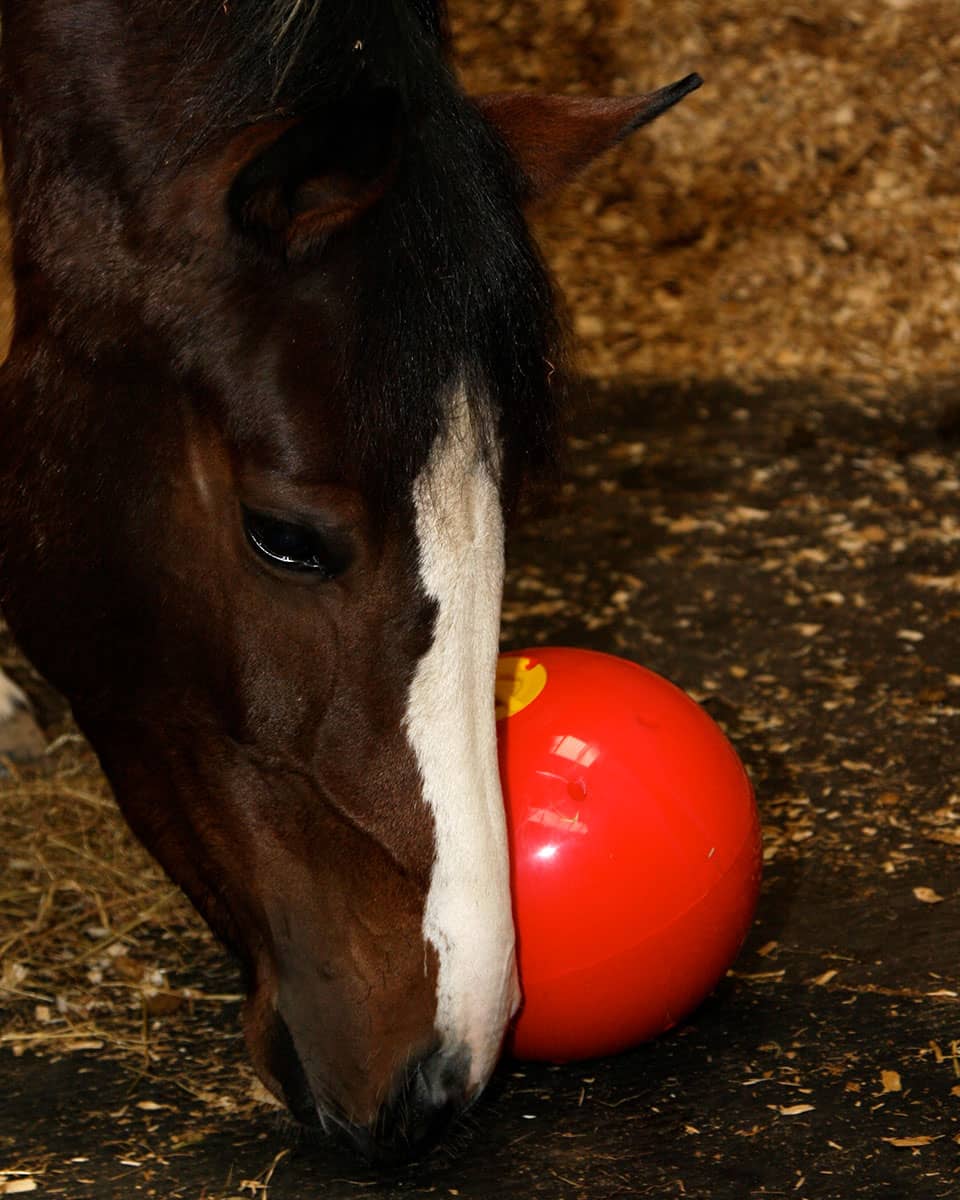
[227,89,400,258]
[477,74,702,201]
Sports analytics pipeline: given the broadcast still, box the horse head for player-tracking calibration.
[0,0,699,1162]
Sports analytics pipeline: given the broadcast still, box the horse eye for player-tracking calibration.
[242,507,351,578]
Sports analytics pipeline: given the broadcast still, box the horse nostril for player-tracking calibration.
[349,1047,471,1166]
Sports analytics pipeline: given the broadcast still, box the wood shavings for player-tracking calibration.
[910,573,960,593]
[450,3,960,391]
[913,886,945,904]
[927,830,960,846]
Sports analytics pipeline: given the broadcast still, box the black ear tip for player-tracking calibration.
[623,70,705,136]
[667,72,704,102]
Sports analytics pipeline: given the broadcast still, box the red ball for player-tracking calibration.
[496,647,762,1062]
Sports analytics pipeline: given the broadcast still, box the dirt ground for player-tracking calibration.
[2,3,959,1199]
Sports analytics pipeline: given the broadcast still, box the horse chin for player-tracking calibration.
[259,1006,323,1126]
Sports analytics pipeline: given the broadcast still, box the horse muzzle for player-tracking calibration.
[263,1003,477,1164]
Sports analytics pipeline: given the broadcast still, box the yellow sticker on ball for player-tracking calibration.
[495,654,548,721]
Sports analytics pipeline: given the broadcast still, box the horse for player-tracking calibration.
[0,0,699,1164]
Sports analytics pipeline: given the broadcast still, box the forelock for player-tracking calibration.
[202,0,561,502]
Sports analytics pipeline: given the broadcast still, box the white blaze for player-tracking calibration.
[405,390,520,1091]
